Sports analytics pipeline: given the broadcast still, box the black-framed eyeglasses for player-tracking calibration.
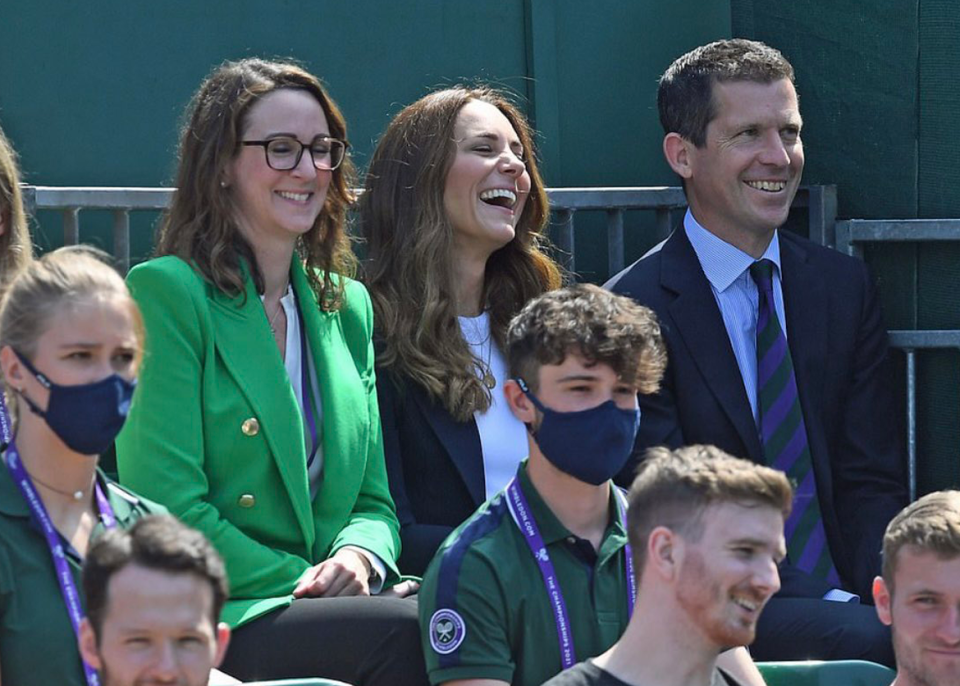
[241,136,347,171]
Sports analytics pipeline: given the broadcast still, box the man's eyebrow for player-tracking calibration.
[556,374,601,383]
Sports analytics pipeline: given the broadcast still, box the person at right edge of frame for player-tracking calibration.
[606,38,906,665]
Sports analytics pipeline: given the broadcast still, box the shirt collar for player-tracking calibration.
[0,455,141,525]
[515,461,628,547]
[683,209,783,290]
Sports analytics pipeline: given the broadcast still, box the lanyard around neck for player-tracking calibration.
[0,395,115,686]
[505,476,635,670]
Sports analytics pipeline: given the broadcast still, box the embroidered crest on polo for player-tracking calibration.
[429,608,466,654]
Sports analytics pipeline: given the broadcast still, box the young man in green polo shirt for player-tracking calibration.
[419,284,764,686]
[543,445,791,686]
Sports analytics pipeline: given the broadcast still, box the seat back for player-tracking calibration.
[756,660,894,686]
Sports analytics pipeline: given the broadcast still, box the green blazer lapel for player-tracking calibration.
[208,273,314,547]
[291,262,368,552]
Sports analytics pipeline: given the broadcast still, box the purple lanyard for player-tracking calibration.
[505,477,635,670]
[295,304,320,468]
[0,396,115,686]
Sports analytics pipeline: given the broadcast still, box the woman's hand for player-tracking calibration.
[381,579,420,598]
[293,548,372,598]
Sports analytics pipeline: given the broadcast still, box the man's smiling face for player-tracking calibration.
[682,78,804,256]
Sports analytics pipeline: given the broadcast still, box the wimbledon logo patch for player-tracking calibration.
[429,608,466,654]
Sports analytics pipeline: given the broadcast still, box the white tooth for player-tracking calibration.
[480,189,518,205]
[278,191,309,201]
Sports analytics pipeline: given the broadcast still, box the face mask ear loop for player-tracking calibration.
[515,378,546,435]
[12,349,51,389]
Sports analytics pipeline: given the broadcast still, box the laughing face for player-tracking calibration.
[228,88,332,249]
[675,501,784,648]
[443,99,531,263]
[682,78,803,257]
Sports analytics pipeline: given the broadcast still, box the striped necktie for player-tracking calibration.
[750,259,840,585]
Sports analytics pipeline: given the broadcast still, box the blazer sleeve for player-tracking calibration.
[116,260,311,599]
[831,261,908,596]
[326,279,402,582]
[377,369,455,576]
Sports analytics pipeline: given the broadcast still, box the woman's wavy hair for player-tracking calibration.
[157,58,356,309]
[0,125,33,289]
[359,85,562,421]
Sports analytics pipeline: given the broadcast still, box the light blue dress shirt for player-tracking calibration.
[683,209,785,425]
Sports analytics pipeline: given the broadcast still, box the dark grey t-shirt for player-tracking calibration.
[541,660,744,686]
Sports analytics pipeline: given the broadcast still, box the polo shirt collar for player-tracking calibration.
[683,209,783,290]
[0,453,141,526]
[515,461,628,546]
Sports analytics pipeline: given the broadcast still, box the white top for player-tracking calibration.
[459,312,529,500]
[269,286,385,591]
[273,287,326,499]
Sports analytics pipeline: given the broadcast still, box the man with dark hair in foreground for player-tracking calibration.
[79,514,233,686]
[874,491,960,686]
[544,444,790,686]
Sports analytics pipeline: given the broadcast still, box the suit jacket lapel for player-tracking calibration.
[409,386,485,507]
[662,229,763,462]
[780,235,828,450]
[208,269,315,547]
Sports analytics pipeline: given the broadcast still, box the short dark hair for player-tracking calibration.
[658,39,795,147]
[505,283,666,394]
[627,445,793,573]
[881,490,960,593]
[83,515,229,638]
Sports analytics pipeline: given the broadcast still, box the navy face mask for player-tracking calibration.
[516,378,640,485]
[14,349,136,456]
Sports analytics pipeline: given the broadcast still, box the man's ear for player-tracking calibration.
[662,133,694,180]
[78,618,103,671]
[648,526,681,581]
[213,622,232,667]
[503,379,537,424]
[873,576,893,626]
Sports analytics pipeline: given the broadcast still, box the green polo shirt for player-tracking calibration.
[0,461,166,686]
[419,462,631,686]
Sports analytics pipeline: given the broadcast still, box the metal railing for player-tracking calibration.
[548,185,837,274]
[21,186,174,275]
[837,218,960,500]
[22,184,837,278]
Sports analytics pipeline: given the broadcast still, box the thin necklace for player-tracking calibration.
[26,468,95,501]
[267,300,284,334]
[461,315,496,390]
[265,284,290,334]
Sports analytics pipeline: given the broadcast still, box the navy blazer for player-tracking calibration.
[377,368,486,576]
[606,227,908,598]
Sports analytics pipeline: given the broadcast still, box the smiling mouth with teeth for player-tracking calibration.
[745,181,787,193]
[732,596,761,613]
[479,188,518,209]
[277,191,312,202]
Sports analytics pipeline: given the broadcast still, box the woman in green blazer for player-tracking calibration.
[116,58,425,685]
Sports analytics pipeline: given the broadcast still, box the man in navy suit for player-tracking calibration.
[606,38,906,665]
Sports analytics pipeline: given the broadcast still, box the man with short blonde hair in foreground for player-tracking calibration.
[544,445,791,686]
[874,491,960,686]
